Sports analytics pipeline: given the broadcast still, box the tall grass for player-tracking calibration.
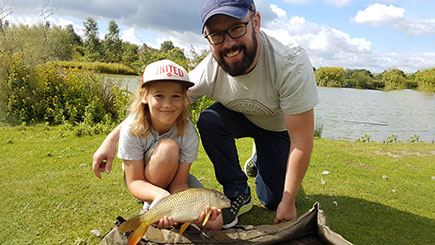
[48,61,138,76]
[1,125,434,244]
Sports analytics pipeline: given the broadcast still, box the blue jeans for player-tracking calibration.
[197,102,290,210]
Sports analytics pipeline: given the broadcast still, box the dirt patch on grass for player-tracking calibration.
[373,150,400,158]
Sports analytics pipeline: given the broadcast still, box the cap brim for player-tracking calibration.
[142,79,194,89]
[202,6,248,32]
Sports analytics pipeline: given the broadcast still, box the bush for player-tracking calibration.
[4,54,37,124]
[415,68,435,92]
[315,67,345,87]
[1,57,130,126]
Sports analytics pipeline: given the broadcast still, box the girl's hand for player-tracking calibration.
[155,216,178,229]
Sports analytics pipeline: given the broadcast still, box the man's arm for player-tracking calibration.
[92,122,123,178]
[274,109,314,223]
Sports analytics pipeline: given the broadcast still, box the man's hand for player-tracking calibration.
[274,200,297,224]
[195,206,221,227]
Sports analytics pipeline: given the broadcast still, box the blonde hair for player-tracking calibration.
[129,84,191,137]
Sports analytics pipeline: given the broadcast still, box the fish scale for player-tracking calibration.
[118,188,231,245]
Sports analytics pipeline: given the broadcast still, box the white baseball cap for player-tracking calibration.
[141,60,194,88]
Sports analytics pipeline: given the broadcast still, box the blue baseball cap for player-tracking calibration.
[201,0,256,32]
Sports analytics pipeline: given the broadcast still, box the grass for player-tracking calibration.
[1,125,434,244]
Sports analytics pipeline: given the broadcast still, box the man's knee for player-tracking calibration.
[197,108,221,132]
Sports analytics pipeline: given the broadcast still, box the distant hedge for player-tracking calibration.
[48,61,138,75]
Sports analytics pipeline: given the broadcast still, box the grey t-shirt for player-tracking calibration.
[117,115,199,164]
[189,30,319,132]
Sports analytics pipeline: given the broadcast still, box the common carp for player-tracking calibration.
[118,188,231,245]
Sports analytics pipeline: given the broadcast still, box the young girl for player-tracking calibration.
[117,60,222,230]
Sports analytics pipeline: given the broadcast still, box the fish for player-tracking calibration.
[118,188,231,245]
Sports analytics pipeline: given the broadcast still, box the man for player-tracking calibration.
[93,0,319,229]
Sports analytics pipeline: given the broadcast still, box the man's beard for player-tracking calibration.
[215,31,258,76]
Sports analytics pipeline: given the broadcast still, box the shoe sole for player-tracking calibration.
[244,142,257,177]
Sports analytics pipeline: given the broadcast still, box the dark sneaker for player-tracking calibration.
[244,143,257,177]
[222,193,253,229]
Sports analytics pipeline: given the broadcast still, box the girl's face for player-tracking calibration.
[142,81,185,134]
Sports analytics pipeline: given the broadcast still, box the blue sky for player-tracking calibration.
[3,0,435,73]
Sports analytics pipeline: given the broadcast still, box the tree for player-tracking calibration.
[121,42,139,67]
[65,24,82,46]
[160,40,175,52]
[103,20,122,63]
[345,69,374,89]
[46,25,76,61]
[414,68,435,92]
[83,17,101,61]
[315,67,345,87]
[381,69,407,90]
[189,45,209,71]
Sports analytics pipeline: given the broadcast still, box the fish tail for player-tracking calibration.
[118,215,144,233]
[127,223,150,245]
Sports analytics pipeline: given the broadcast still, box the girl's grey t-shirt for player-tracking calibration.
[117,115,199,164]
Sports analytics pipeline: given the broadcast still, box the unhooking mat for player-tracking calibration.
[100,202,352,244]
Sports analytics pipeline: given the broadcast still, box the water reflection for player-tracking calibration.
[315,87,435,142]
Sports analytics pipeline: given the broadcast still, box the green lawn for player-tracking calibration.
[1,125,434,244]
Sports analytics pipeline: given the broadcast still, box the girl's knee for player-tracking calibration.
[151,139,179,163]
[157,138,179,151]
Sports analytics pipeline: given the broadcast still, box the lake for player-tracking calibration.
[116,76,435,143]
[315,87,435,143]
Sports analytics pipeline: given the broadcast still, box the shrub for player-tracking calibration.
[4,54,37,124]
[382,69,407,91]
[315,67,345,87]
[1,57,130,126]
[414,68,435,93]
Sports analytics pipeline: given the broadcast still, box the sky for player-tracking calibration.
[3,0,435,74]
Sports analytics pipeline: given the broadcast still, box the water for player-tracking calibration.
[315,87,435,143]
[116,75,435,143]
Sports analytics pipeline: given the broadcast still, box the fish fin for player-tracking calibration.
[179,222,191,235]
[202,210,213,226]
[127,224,149,245]
[118,215,143,233]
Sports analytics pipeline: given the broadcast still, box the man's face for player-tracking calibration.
[204,12,259,76]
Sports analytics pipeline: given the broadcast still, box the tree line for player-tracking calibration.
[0,17,209,74]
[315,67,435,92]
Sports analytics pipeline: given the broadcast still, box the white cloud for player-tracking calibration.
[262,4,435,73]
[270,4,286,18]
[394,19,435,36]
[353,3,435,36]
[6,15,40,26]
[263,13,372,57]
[353,3,405,26]
[121,27,143,45]
[324,0,351,7]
